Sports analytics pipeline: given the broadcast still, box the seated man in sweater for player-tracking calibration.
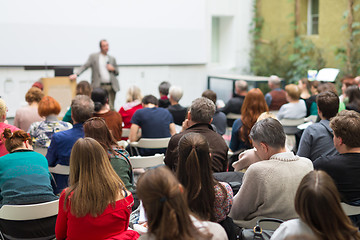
[229,118,313,227]
[129,95,176,156]
[265,75,287,111]
[297,91,339,161]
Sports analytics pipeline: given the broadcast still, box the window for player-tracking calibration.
[307,0,319,35]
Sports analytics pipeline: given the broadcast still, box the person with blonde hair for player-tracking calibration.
[271,170,360,240]
[137,166,227,240]
[119,85,143,129]
[55,137,138,240]
[277,84,307,120]
[29,96,72,148]
[14,87,44,131]
[0,99,20,156]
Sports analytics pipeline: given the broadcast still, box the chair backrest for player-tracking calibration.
[280,118,305,135]
[0,199,59,221]
[130,154,164,169]
[122,128,131,138]
[129,138,171,149]
[34,147,48,156]
[48,164,70,175]
[341,202,360,216]
[226,113,241,120]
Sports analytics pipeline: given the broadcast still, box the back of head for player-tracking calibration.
[38,96,61,117]
[189,97,215,123]
[201,90,217,105]
[0,99,7,120]
[177,132,215,221]
[25,87,44,104]
[137,166,198,240]
[71,95,94,124]
[76,81,92,96]
[285,84,301,100]
[269,75,281,87]
[68,137,124,217]
[83,117,117,152]
[316,91,339,120]
[158,81,171,96]
[126,85,142,103]
[91,87,108,112]
[330,110,360,148]
[235,80,248,92]
[3,129,32,152]
[295,170,359,240]
[142,95,158,106]
[169,86,184,103]
[318,83,337,95]
[345,85,360,104]
[249,118,285,149]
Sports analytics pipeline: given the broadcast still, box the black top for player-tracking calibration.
[314,153,360,203]
[167,104,188,125]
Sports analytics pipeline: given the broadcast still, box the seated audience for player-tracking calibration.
[119,85,143,129]
[0,99,20,157]
[129,95,176,156]
[92,87,123,141]
[345,85,360,113]
[167,86,187,126]
[29,96,72,148]
[318,82,346,112]
[137,166,227,240]
[265,75,287,111]
[314,110,360,205]
[230,88,268,152]
[271,170,360,240]
[0,128,58,239]
[305,80,320,116]
[277,84,306,120]
[340,75,356,103]
[14,87,44,131]
[297,91,339,161]
[46,95,94,194]
[177,132,234,239]
[63,81,92,124]
[84,117,134,191]
[165,97,228,172]
[298,78,311,100]
[229,118,313,227]
[55,138,138,240]
[158,81,171,108]
[202,90,227,135]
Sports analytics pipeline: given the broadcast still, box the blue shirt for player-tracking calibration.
[229,119,251,152]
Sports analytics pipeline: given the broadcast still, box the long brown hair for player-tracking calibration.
[2,128,32,152]
[65,137,126,217]
[295,170,360,240]
[176,132,226,221]
[137,166,210,240]
[240,88,268,146]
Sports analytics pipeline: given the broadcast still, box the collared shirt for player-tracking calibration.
[99,54,110,83]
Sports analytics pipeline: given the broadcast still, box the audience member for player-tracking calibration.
[14,87,44,131]
[277,84,307,120]
[165,97,228,172]
[137,166,227,240]
[271,170,360,240]
[229,88,268,152]
[265,75,287,111]
[119,85,143,129]
[0,128,57,239]
[32,81,44,91]
[0,99,20,157]
[340,75,356,103]
[229,118,313,227]
[46,95,94,194]
[63,81,92,123]
[167,86,187,126]
[305,80,320,116]
[55,138,138,240]
[158,81,171,108]
[202,90,227,135]
[298,78,311,100]
[129,95,175,156]
[345,85,360,113]
[84,117,134,191]
[297,91,339,161]
[29,96,72,148]
[92,87,123,141]
[318,82,346,112]
[314,110,360,204]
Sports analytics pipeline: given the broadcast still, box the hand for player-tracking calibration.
[107,64,115,72]
[69,74,77,81]
[181,119,190,132]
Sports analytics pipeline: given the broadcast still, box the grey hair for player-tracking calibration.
[169,86,183,103]
[269,75,281,86]
[235,80,248,92]
[71,95,94,123]
[158,81,171,95]
[249,118,285,149]
[190,97,215,123]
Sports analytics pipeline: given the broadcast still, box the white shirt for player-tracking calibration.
[271,219,315,240]
[98,54,110,83]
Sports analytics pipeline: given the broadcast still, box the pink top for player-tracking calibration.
[13,105,44,131]
[0,123,20,157]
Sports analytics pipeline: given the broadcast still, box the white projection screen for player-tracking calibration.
[0,0,206,66]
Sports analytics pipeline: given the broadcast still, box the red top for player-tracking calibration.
[56,190,134,240]
[93,111,123,141]
[119,102,143,129]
